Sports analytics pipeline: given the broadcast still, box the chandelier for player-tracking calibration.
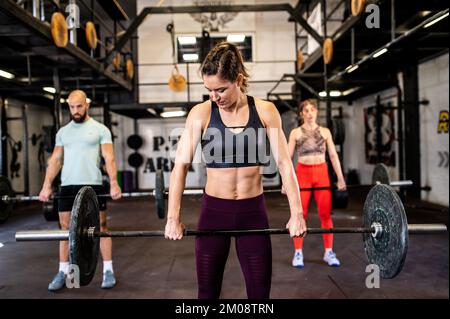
[190,0,239,32]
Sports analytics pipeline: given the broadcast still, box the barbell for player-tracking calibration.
[154,163,429,216]
[0,163,431,223]
[0,170,166,223]
[15,184,447,286]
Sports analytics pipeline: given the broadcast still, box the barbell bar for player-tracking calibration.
[1,182,414,203]
[1,191,156,203]
[0,163,433,224]
[16,224,447,242]
[0,170,167,222]
[15,184,448,286]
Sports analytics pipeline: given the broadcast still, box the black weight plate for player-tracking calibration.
[363,184,408,279]
[332,189,349,209]
[155,170,166,219]
[331,118,345,145]
[69,186,100,286]
[43,201,59,221]
[372,163,390,185]
[0,176,14,224]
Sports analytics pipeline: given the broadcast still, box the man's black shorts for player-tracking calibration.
[58,185,107,212]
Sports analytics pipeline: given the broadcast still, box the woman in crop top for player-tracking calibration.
[286,99,346,269]
[164,41,307,299]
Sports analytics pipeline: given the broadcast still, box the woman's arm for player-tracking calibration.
[324,128,346,190]
[258,100,306,237]
[287,128,298,162]
[165,104,206,240]
[281,128,298,194]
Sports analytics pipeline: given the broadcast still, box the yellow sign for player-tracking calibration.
[438,110,449,134]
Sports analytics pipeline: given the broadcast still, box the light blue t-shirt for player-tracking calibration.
[55,118,112,186]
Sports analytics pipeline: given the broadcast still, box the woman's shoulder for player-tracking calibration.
[253,97,275,111]
[319,125,331,138]
[252,97,280,124]
[188,100,212,119]
[318,125,330,132]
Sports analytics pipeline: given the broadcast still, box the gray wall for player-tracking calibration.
[339,54,449,206]
[136,0,298,103]
[4,98,54,195]
[418,53,449,206]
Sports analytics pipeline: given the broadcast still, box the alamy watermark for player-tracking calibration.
[365,264,380,289]
[65,3,80,29]
[66,264,80,289]
[365,4,380,29]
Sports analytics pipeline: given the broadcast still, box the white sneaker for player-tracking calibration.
[323,250,340,267]
[292,251,304,268]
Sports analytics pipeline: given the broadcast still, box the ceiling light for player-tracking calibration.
[424,12,448,28]
[178,36,197,45]
[346,65,359,73]
[43,87,56,94]
[86,98,91,104]
[227,34,246,43]
[373,48,388,58]
[342,87,360,96]
[330,90,342,97]
[319,90,342,97]
[0,69,15,79]
[160,110,187,118]
[183,54,199,62]
[147,108,157,116]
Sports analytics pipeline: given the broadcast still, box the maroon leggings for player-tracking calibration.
[195,193,272,299]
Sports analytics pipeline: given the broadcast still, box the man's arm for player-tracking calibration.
[39,146,63,201]
[101,143,122,199]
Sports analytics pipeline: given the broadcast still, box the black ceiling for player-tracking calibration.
[0,1,448,118]
[0,0,136,109]
[297,0,449,101]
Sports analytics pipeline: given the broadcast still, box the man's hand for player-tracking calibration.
[39,185,53,202]
[110,182,122,200]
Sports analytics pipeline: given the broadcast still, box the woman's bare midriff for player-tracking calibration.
[204,166,264,199]
[298,154,326,165]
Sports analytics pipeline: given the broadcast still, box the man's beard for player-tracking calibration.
[72,112,87,123]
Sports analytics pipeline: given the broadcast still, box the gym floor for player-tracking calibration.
[0,191,448,299]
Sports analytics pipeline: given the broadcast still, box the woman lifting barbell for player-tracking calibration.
[163,41,307,299]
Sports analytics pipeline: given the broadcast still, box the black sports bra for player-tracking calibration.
[201,96,270,168]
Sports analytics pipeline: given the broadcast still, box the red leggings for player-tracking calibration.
[293,162,333,250]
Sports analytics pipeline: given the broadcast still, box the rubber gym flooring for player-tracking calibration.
[0,190,448,299]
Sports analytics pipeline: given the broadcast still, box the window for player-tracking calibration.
[176,34,253,63]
